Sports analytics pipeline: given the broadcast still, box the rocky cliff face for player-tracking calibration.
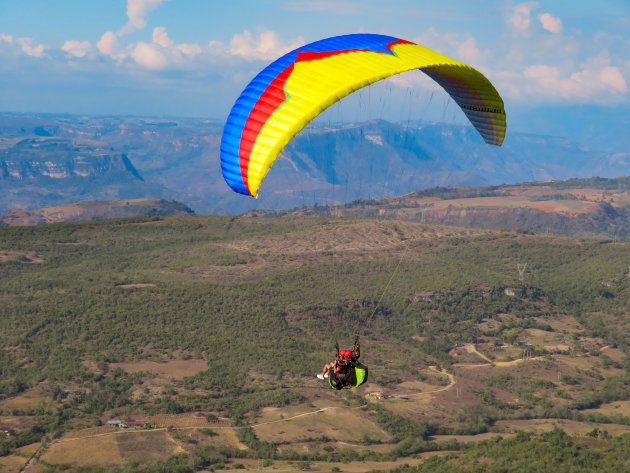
[0,136,171,215]
[0,137,141,181]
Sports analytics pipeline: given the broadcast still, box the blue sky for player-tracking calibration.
[1,0,628,123]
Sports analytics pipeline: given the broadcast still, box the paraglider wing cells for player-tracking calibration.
[220,33,506,198]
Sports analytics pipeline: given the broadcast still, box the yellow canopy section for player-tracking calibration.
[220,35,506,198]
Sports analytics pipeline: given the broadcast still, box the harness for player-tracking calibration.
[328,337,368,390]
[328,361,368,390]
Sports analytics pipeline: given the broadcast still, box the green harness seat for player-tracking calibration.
[328,362,368,390]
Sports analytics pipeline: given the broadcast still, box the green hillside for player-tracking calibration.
[1,215,629,472]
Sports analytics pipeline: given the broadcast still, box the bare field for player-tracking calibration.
[0,391,47,410]
[522,328,569,351]
[253,403,338,424]
[37,425,246,469]
[254,406,391,443]
[583,400,630,417]
[0,250,43,264]
[41,429,182,466]
[110,358,208,380]
[117,430,185,463]
[541,314,584,332]
[194,427,247,450]
[0,415,37,431]
[553,354,604,371]
[42,433,123,466]
[600,346,626,362]
[16,442,40,456]
[495,419,630,436]
[0,454,27,472]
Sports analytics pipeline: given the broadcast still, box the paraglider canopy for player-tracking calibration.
[221,33,506,198]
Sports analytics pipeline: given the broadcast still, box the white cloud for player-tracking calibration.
[454,35,485,64]
[3,0,624,111]
[523,64,558,83]
[538,13,562,34]
[89,0,203,70]
[229,29,305,61]
[97,31,119,55]
[520,53,628,102]
[0,32,46,59]
[121,0,169,34]
[61,40,92,58]
[129,41,168,70]
[152,26,173,48]
[98,26,206,70]
[16,37,45,57]
[508,3,536,33]
[413,28,489,66]
[177,42,203,56]
[599,66,627,93]
[150,26,201,56]
[386,70,442,92]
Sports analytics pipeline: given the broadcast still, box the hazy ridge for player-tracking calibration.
[1,113,629,216]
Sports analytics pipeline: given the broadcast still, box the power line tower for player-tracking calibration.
[517,263,527,283]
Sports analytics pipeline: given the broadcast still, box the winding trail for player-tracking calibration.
[455,343,545,368]
[465,343,492,362]
[398,365,456,399]
[252,406,338,426]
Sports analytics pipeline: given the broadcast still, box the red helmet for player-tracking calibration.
[340,350,352,357]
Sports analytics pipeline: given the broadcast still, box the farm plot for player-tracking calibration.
[0,454,27,473]
[254,405,391,444]
[41,432,123,466]
[41,429,183,467]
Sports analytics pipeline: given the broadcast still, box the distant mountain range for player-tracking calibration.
[0,113,629,216]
